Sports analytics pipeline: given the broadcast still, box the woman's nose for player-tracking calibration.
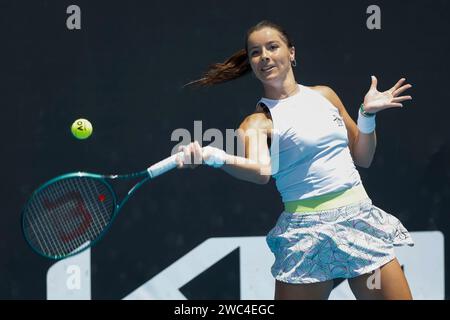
[260,49,269,61]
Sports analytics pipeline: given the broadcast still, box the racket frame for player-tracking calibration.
[21,170,149,260]
[21,151,181,260]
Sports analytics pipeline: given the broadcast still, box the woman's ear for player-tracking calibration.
[290,46,296,61]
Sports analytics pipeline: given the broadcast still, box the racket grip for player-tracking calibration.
[147,152,183,178]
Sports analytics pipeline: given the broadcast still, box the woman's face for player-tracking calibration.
[247,27,295,84]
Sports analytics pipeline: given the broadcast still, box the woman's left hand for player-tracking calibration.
[363,76,413,114]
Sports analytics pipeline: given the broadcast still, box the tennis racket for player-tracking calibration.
[21,152,183,260]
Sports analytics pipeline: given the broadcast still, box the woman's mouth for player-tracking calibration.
[261,65,275,73]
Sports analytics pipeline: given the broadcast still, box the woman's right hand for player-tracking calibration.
[176,141,203,169]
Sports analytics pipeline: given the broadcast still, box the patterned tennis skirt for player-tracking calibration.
[266,197,414,284]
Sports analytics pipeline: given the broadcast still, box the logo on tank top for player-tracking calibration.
[332,115,344,127]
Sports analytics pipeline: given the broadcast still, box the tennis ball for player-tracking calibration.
[71,118,93,140]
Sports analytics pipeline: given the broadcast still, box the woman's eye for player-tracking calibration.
[251,50,259,56]
[270,45,278,50]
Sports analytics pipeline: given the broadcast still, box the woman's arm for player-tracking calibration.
[221,113,272,184]
[177,112,273,184]
[313,77,412,168]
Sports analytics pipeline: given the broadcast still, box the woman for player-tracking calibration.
[177,20,414,300]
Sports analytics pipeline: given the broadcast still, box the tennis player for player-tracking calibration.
[177,20,414,300]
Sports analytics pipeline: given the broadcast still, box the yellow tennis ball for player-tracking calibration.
[71,118,93,140]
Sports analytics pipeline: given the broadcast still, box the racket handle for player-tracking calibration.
[147,152,183,178]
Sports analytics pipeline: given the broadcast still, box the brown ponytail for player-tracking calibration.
[185,49,251,87]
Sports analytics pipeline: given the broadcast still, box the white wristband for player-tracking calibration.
[202,146,227,168]
[357,109,376,134]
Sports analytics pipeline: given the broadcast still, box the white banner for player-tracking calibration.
[47,231,444,300]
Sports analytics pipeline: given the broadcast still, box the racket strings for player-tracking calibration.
[26,178,113,256]
[26,180,85,255]
[23,177,115,258]
[28,181,83,255]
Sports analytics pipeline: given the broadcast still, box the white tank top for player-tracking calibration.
[259,84,363,202]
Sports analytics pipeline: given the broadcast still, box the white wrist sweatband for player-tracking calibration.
[357,108,376,134]
[202,146,227,168]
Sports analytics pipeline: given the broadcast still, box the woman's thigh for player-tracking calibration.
[348,258,413,300]
[275,279,334,300]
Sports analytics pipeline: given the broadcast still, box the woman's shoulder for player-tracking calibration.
[239,111,273,131]
[308,85,340,100]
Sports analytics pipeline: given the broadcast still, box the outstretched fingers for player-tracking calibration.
[393,84,413,97]
[370,75,378,90]
[386,102,404,108]
[392,95,412,103]
[390,78,406,92]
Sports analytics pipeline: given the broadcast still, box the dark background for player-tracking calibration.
[1,0,449,299]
